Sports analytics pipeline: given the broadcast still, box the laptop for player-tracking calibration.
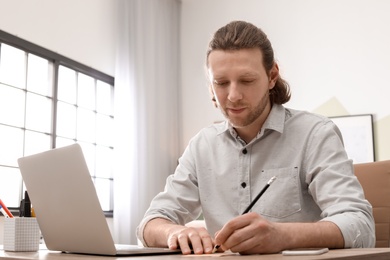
[17,144,181,256]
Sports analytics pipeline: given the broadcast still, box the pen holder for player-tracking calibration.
[3,217,40,252]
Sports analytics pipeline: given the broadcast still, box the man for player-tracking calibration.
[136,21,375,255]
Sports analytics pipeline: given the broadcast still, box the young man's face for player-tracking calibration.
[208,48,278,130]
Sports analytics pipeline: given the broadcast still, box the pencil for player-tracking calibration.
[0,199,14,218]
[212,176,276,253]
[241,176,276,214]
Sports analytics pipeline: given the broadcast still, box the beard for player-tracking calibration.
[221,90,270,128]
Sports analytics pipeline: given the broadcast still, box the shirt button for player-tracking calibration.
[242,148,247,154]
[241,182,247,188]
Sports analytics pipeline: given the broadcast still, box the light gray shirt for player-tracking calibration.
[137,104,375,248]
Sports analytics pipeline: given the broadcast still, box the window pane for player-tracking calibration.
[0,125,23,167]
[96,146,113,178]
[77,108,95,143]
[26,93,52,133]
[0,166,23,207]
[96,81,113,115]
[56,137,75,148]
[24,131,51,156]
[94,178,112,211]
[56,101,76,139]
[58,66,77,104]
[27,53,52,97]
[79,142,96,176]
[0,44,26,88]
[96,114,113,147]
[0,84,25,127]
[1,35,114,213]
[78,73,95,110]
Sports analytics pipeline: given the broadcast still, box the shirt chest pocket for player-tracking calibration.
[256,167,301,219]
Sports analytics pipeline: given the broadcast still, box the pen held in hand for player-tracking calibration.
[212,176,276,253]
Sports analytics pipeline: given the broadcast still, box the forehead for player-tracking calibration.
[207,48,265,77]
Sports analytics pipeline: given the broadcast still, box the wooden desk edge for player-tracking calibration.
[0,248,390,259]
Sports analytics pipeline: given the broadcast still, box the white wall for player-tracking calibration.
[180,0,390,161]
[0,0,116,76]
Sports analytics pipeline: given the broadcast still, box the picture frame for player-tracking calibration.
[330,114,375,163]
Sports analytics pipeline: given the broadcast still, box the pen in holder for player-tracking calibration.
[3,217,40,252]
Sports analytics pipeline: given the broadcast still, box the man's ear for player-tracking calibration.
[269,63,279,89]
[209,85,218,108]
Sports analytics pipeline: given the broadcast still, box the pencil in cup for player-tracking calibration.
[0,199,14,218]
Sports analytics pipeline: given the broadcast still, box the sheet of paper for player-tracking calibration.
[183,252,239,257]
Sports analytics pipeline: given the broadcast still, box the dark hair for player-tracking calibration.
[206,21,291,105]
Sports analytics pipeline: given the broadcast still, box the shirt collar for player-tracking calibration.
[262,104,285,134]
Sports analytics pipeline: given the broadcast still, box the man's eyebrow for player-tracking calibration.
[212,75,227,81]
[240,72,259,77]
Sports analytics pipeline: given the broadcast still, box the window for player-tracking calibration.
[0,30,114,215]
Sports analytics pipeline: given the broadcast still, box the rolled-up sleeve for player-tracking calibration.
[322,212,375,248]
[136,142,202,246]
[305,121,375,248]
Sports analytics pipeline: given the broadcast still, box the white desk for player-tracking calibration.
[1,248,390,260]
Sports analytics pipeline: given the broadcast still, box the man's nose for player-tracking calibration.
[227,82,243,102]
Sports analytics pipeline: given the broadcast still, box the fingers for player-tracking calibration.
[190,228,214,254]
[168,227,214,255]
[177,232,193,254]
[219,225,254,252]
[214,212,267,253]
[228,233,256,253]
[214,214,250,248]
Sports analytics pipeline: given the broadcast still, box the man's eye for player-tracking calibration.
[214,81,228,86]
[241,79,255,84]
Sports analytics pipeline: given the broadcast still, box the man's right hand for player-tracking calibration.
[167,225,214,254]
[144,218,214,255]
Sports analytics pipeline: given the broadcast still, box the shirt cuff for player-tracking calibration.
[321,213,375,248]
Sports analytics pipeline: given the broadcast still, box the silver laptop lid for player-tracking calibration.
[18,144,117,255]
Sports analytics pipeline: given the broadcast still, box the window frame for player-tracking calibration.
[0,30,115,217]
